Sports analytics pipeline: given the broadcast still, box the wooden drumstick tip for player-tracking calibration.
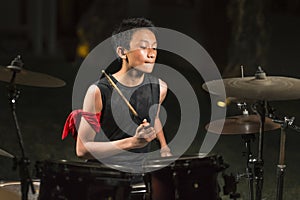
[142,119,151,129]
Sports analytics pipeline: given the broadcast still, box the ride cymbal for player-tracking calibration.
[205,115,281,135]
[202,76,300,101]
[0,65,66,88]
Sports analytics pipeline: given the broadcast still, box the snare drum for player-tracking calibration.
[144,154,227,200]
[35,160,132,200]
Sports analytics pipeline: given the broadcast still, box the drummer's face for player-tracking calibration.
[125,29,157,73]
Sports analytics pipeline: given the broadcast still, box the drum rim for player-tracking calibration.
[36,159,130,170]
[0,180,40,187]
[143,153,222,169]
[144,153,217,164]
[35,159,132,179]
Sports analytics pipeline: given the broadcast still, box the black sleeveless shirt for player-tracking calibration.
[94,73,160,167]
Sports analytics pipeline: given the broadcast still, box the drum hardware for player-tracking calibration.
[0,56,66,200]
[0,56,66,88]
[141,173,152,200]
[222,172,240,200]
[249,100,267,200]
[6,56,36,200]
[126,173,151,200]
[237,102,249,115]
[236,134,256,200]
[271,116,300,200]
[130,181,149,200]
[205,111,277,200]
[203,66,300,200]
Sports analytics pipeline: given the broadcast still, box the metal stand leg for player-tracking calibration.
[276,165,286,200]
[242,134,255,200]
[276,120,288,200]
[251,100,267,200]
[271,115,300,200]
[7,56,35,200]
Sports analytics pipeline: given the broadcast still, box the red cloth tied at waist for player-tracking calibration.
[62,109,101,140]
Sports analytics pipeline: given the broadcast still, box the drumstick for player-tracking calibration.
[102,70,139,117]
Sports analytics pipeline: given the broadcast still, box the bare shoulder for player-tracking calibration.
[86,84,101,95]
[83,84,102,112]
[158,79,168,103]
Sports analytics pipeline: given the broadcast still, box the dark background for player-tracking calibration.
[0,0,300,199]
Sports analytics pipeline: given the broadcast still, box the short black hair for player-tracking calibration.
[111,18,156,51]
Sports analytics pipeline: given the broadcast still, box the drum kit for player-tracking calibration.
[1,55,300,200]
[203,66,300,200]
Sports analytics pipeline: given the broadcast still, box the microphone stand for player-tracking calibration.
[7,56,35,200]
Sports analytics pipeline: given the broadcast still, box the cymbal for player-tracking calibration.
[0,65,66,88]
[202,76,300,101]
[0,188,19,200]
[205,115,281,135]
[0,148,14,159]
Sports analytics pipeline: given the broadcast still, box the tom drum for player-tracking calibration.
[35,160,132,200]
[144,154,227,200]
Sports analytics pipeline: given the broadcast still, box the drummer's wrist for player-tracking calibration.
[160,146,172,157]
[160,145,171,153]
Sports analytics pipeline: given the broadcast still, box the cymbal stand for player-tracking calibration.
[272,116,300,200]
[7,56,35,200]
[235,102,255,200]
[251,100,267,200]
[236,134,255,200]
[237,102,249,116]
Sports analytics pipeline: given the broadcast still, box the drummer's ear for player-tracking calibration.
[116,47,127,59]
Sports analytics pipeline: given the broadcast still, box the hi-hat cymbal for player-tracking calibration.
[202,76,300,101]
[0,65,66,87]
[205,115,281,135]
[0,148,14,159]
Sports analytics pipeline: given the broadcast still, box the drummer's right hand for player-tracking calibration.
[133,120,156,148]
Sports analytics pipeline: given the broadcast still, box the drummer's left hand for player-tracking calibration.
[160,146,172,157]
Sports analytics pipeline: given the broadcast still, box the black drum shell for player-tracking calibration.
[145,154,227,200]
[35,160,132,200]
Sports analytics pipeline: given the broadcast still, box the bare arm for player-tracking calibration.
[76,85,156,159]
[155,79,172,157]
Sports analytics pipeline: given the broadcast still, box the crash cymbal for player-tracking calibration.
[0,148,14,159]
[0,65,66,88]
[205,115,281,135]
[202,76,300,101]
